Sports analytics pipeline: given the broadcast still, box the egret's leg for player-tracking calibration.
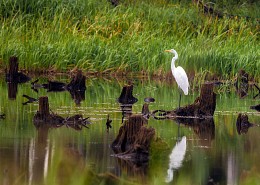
[178,91,182,108]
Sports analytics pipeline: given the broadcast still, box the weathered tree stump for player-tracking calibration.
[235,69,249,98]
[5,56,30,83]
[66,70,86,105]
[236,113,254,135]
[141,103,150,119]
[33,96,91,130]
[165,83,216,118]
[117,85,138,104]
[112,114,155,162]
[66,70,86,91]
[33,96,64,127]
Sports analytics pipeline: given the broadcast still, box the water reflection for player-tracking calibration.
[165,136,187,183]
[1,76,260,185]
[177,118,215,146]
[29,126,50,185]
[7,82,18,100]
[117,85,138,123]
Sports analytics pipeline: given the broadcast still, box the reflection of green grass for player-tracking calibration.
[1,76,260,184]
[0,0,259,79]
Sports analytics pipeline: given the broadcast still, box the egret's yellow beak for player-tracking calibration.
[165,50,171,52]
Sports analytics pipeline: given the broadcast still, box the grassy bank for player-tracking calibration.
[0,0,259,79]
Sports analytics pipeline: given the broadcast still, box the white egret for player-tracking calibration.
[165,49,189,108]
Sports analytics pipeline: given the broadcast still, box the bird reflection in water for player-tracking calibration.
[165,135,187,183]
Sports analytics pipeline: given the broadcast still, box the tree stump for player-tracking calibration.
[66,70,86,105]
[235,69,249,98]
[66,70,86,91]
[33,96,64,127]
[117,85,138,104]
[5,56,30,83]
[166,83,216,118]
[112,114,155,162]
[236,113,254,135]
[141,103,150,119]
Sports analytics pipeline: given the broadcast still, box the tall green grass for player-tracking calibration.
[0,0,259,79]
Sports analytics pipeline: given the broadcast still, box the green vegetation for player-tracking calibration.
[0,0,259,79]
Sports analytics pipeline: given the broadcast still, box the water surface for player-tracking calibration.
[0,75,259,185]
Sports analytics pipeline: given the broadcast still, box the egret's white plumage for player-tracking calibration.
[166,49,189,95]
[165,49,189,107]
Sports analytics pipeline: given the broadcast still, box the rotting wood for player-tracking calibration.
[33,96,91,130]
[117,85,138,104]
[112,114,155,162]
[161,83,216,119]
[141,103,150,119]
[235,69,249,98]
[236,113,254,135]
[5,56,30,83]
[66,70,86,105]
[66,70,86,91]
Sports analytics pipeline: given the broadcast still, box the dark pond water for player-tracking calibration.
[0,75,259,185]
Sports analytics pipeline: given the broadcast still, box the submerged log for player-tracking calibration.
[165,83,216,118]
[5,56,30,83]
[236,113,254,135]
[112,114,155,162]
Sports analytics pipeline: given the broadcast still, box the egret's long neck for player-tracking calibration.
[171,50,178,71]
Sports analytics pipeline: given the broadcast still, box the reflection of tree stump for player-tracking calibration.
[7,82,18,100]
[112,114,155,162]
[166,83,216,118]
[250,104,260,112]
